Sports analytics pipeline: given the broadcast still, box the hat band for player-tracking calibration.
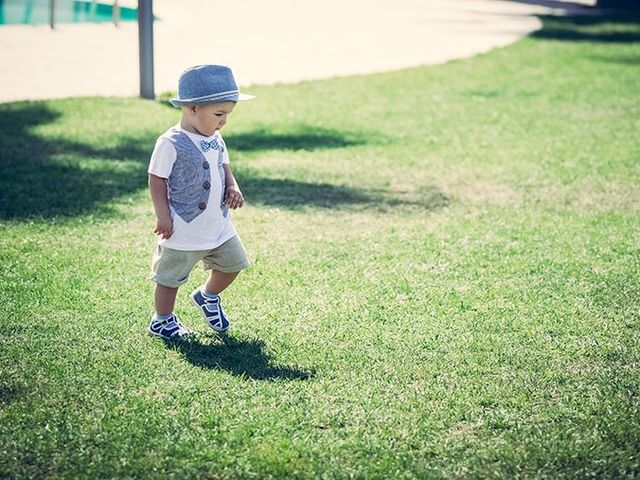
[177,89,239,103]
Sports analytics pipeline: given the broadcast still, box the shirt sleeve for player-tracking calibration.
[217,133,230,165]
[148,137,177,178]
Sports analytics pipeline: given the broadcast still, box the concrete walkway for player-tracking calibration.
[0,0,596,103]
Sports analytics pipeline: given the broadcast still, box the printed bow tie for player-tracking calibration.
[200,138,220,152]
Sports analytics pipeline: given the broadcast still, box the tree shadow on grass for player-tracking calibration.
[0,101,449,220]
[504,0,594,10]
[590,54,640,64]
[162,334,314,381]
[0,102,152,220]
[532,13,640,43]
[0,384,23,405]
[236,173,451,212]
[224,125,369,152]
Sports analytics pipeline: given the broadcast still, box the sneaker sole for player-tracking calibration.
[147,328,171,339]
[147,328,194,340]
[190,292,229,333]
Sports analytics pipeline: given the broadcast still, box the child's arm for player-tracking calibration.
[223,164,244,210]
[148,174,173,239]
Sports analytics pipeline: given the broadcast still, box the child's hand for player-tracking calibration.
[154,215,173,239]
[225,185,244,209]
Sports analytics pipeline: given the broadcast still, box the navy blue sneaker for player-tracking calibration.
[190,287,230,332]
[147,314,194,339]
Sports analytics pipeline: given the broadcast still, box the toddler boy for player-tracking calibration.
[147,65,254,339]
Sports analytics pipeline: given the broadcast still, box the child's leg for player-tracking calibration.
[149,282,193,339]
[191,236,249,333]
[204,270,239,295]
[148,248,203,339]
[151,247,202,316]
[155,283,179,316]
[192,270,240,333]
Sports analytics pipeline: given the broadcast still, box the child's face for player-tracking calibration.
[187,102,236,137]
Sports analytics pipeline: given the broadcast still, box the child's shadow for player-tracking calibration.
[162,334,314,381]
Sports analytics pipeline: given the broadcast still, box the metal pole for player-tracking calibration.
[138,0,155,99]
[113,0,120,27]
[49,0,55,29]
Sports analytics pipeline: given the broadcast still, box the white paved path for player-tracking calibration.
[0,0,596,103]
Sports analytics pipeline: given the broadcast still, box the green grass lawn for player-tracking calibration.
[1,13,639,480]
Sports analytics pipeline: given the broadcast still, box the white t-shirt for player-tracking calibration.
[148,126,237,251]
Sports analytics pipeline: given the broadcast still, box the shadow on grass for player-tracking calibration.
[0,102,152,220]
[236,173,450,211]
[0,384,22,405]
[532,13,640,43]
[505,0,595,10]
[588,52,640,64]
[224,125,368,152]
[162,334,315,381]
[0,101,448,220]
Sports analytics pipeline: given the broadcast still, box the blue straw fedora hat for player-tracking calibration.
[169,65,255,107]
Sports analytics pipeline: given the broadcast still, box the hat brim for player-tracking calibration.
[169,92,255,108]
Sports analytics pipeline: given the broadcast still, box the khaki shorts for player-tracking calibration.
[150,235,250,288]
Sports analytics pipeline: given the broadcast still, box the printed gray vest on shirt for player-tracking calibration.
[164,128,213,223]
